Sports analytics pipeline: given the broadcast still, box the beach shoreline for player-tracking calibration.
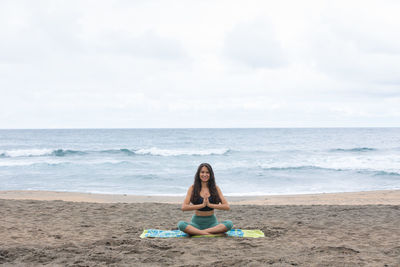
[1,189,400,205]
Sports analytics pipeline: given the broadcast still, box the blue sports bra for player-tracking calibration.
[194,196,215,211]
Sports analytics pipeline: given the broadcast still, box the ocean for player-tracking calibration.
[0,128,399,196]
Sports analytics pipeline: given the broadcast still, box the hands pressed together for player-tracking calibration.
[201,192,211,208]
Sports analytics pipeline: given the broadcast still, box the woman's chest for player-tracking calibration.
[199,189,210,198]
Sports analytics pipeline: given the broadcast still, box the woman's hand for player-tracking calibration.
[203,193,210,207]
[200,197,206,208]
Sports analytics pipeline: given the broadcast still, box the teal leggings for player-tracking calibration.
[178,214,233,232]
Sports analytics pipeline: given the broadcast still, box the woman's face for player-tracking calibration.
[199,166,210,182]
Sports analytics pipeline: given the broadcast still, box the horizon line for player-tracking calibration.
[0,126,399,130]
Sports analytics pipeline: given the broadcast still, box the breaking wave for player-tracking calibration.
[0,147,231,158]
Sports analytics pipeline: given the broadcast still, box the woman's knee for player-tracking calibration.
[177,221,189,232]
[222,220,233,230]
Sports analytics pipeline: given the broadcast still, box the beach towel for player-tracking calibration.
[140,229,264,238]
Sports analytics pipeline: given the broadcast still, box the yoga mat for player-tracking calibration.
[140,229,264,238]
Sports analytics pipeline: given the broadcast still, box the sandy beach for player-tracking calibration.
[1,190,400,266]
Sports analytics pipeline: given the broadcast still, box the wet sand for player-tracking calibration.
[1,189,400,205]
[1,190,400,266]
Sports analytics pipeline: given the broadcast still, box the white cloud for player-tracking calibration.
[90,30,187,60]
[0,0,399,128]
[223,19,287,69]
[305,1,400,85]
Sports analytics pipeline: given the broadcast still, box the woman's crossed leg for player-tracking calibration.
[178,220,233,235]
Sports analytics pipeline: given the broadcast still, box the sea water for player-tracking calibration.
[0,128,399,196]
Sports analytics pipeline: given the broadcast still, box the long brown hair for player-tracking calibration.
[190,163,220,204]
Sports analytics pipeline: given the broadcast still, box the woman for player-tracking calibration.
[177,163,233,235]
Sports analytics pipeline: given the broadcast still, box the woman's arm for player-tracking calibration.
[207,186,230,211]
[181,185,207,211]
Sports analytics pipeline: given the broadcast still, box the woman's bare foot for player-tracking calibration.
[199,230,211,235]
[184,225,212,236]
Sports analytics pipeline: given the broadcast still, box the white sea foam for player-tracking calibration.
[255,154,400,174]
[0,161,40,167]
[134,147,230,156]
[0,158,133,167]
[0,148,54,157]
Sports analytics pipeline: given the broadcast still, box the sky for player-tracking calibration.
[1,0,400,128]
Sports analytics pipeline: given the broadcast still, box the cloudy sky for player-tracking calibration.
[1,0,399,128]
